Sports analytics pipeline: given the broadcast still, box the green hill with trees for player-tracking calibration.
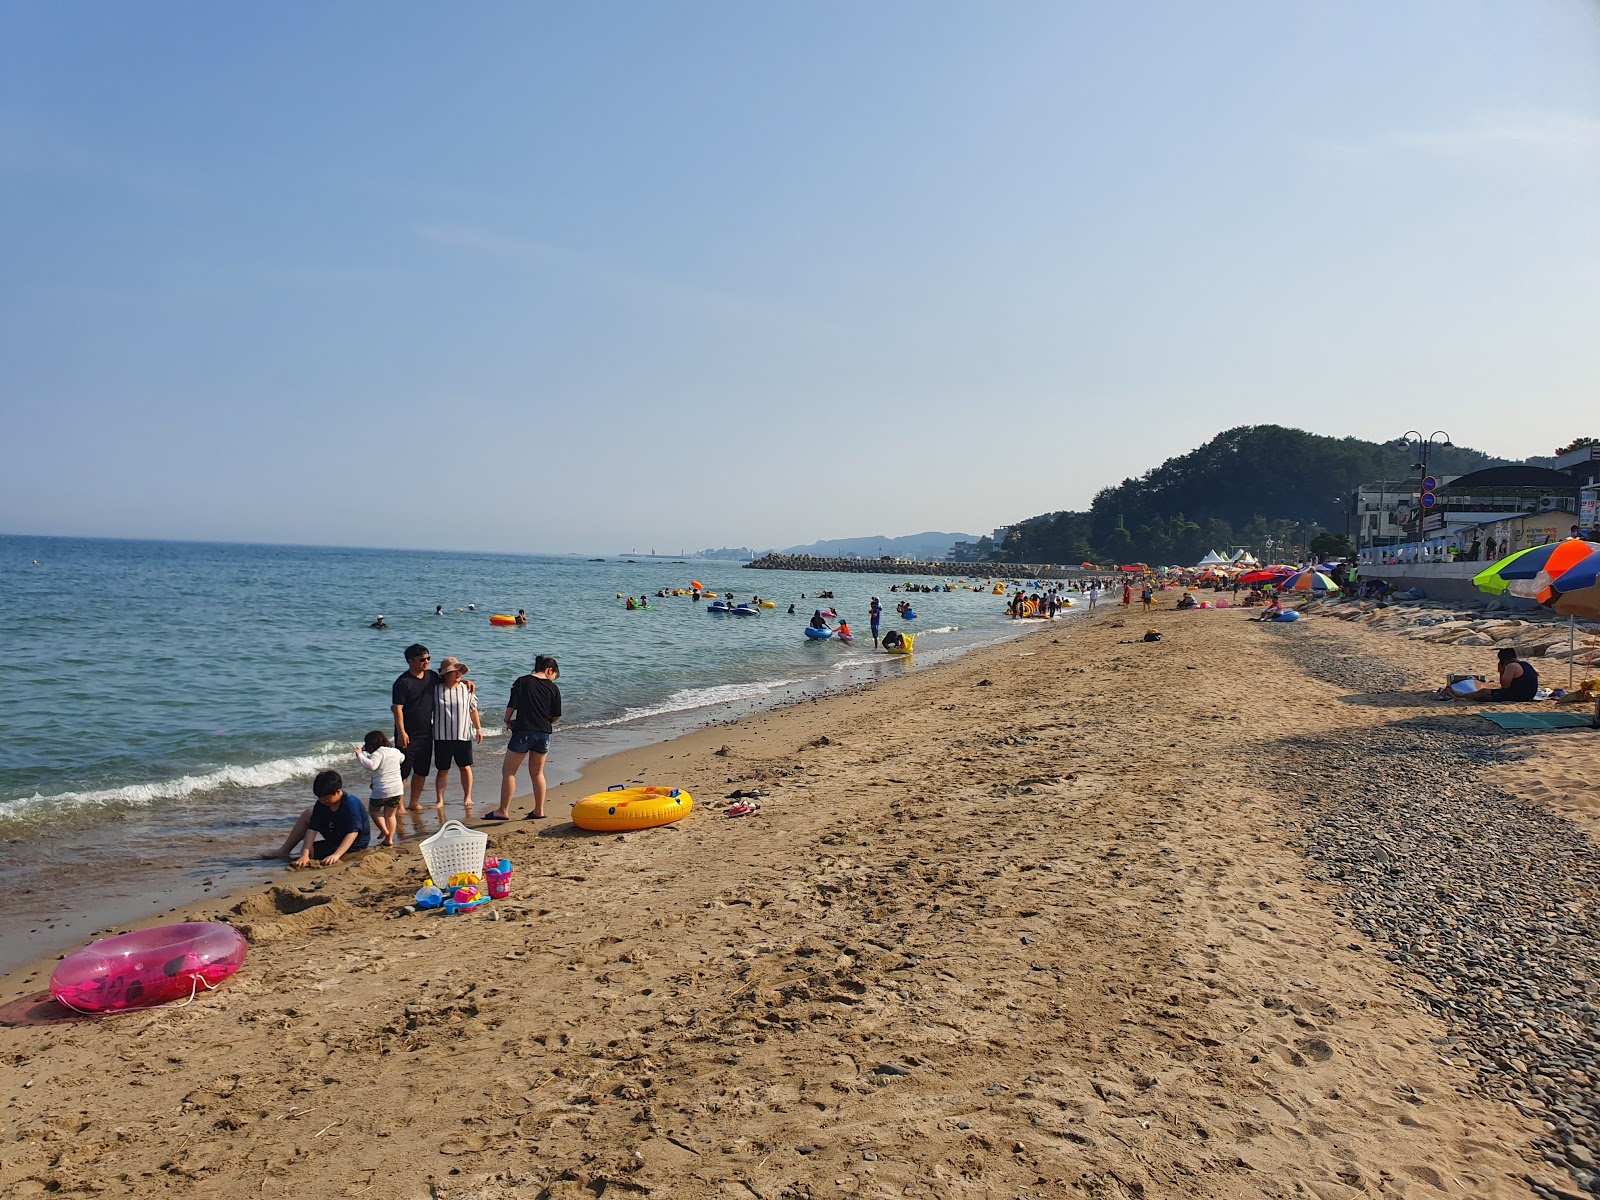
[986,425,1500,566]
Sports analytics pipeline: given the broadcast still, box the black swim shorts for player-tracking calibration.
[400,735,433,780]
[434,739,473,770]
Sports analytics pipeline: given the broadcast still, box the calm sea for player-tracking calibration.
[0,535,1065,971]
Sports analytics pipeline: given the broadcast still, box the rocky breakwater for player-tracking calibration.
[746,553,1075,578]
[1264,633,1600,1196]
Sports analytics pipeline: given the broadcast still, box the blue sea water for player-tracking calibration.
[0,534,1067,974]
[1,535,1047,826]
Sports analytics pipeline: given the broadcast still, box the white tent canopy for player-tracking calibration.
[1229,549,1259,566]
[1195,550,1228,567]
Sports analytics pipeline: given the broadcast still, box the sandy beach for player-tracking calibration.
[1,602,1590,1199]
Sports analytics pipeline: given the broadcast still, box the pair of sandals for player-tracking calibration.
[726,801,758,818]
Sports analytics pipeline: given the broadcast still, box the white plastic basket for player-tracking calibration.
[419,821,489,886]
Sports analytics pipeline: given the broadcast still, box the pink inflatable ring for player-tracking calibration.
[50,922,249,1014]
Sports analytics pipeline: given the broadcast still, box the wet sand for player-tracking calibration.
[0,604,1579,1198]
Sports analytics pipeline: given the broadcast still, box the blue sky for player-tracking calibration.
[3,2,1597,553]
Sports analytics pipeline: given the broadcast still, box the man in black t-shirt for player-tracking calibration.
[391,643,475,812]
[492,656,561,821]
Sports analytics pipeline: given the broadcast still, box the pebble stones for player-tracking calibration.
[1267,642,1600,1193]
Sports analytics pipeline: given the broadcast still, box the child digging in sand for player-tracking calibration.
[356,730,405,846]
[261,770,371,868]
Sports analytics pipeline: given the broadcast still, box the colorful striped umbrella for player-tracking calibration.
[1277,569,1339,594]
[1534,550,1600,688]
[1471,540,1600,599]
[1538,550,1600,619]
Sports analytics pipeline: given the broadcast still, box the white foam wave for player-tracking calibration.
[920,625,959,634]
[1,741,352,822]
[579,679,803,728]
[2,722,516,824]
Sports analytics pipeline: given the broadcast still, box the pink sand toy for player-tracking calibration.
[50,922,249,1014]
[484,858,513,899]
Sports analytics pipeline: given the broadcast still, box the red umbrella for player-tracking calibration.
[1238,568,1290,585]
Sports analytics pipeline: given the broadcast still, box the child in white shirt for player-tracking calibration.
[355,730,406,847]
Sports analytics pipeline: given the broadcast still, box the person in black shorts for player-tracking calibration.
[391,643,474,812]
[492,655,561,821]
[430,657,483,810]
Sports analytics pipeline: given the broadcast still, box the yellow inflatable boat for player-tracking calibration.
[883,632,915,655]
[571,786,693,832]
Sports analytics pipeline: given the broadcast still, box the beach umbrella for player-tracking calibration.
[1540,550,1600,618]
[1238,568,1289,585]
[689,580,704,590]
[1471,541,1600,598]
[1277,569,1339,594]
[1527,549,1600,689]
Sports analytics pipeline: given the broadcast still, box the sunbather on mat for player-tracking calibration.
[1445,648,1539,702]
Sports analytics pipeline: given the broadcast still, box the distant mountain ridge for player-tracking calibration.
[781,531,979,560]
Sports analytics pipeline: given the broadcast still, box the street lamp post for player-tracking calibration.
[1401,430,1453,545]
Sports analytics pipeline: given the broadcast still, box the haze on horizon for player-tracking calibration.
[3,3,1597,556]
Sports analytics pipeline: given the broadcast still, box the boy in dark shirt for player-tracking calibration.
[261,770,371,868]
[492,656,561,821]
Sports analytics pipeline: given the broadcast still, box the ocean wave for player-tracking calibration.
[920,625,959,634]
[2,723,512,825]
[577,679,803,728]
[0,741,353,823]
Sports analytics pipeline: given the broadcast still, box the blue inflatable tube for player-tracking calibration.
[804,626,833,639]
[731,605,760,616]
[707,602,731,614]
[902,610,917,620]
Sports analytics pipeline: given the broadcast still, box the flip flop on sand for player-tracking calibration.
[523,811,547,820]
[726,802,755,818]
[484,813,510,821]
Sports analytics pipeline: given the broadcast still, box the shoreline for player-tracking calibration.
[1,603,1583,1197]
[0,611,1068,981]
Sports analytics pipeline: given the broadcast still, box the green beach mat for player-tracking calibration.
[1480,711,1597,731]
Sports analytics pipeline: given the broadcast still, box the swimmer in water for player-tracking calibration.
[370,615,387,629]
[434,605,444,617]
